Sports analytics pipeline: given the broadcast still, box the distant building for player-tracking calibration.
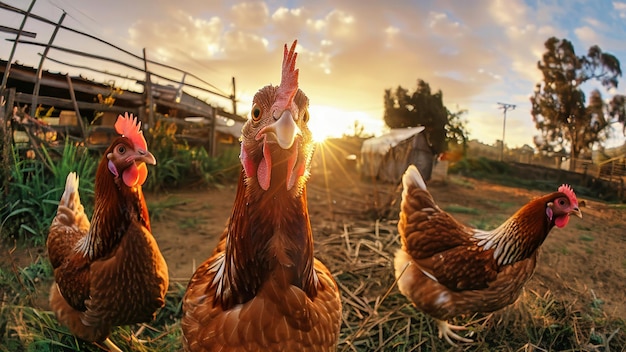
[361,127,435,182]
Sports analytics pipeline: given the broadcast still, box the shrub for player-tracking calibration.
[144,120,240,192]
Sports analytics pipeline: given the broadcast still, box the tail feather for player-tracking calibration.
[402,165,427,196]
[59,172,81,210]
[48,172,89,270]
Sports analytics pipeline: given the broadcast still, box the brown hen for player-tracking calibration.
[394,165,582,345]
[181,40,342,352]
[47,113,169,351]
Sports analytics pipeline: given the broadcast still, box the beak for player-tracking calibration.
[571,207,582,219]
[258,110,301,149]
[135,149,157,165]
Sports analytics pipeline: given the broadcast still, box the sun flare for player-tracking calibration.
[307,105,382,143]
[308,105,342,142]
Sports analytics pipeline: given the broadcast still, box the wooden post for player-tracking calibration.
[210,107,217,158]
[31,11,66,116]
[1,0,36,124]
[143,48,154,128]
[65,74,86,140]
[231,76,237,115]
[176,72,187,103]
[209,106,217,158]
[1,89,16,195]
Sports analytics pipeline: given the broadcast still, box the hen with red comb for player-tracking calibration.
[47,113,167,351]
[182,40,341,351]
[394,165,582,345]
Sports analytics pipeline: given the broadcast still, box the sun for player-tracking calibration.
[307,105,384,143]
[307,105,345,142]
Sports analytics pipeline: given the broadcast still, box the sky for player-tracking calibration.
[1,0,626,148]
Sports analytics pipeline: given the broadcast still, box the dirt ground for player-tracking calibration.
[146,143,626,321]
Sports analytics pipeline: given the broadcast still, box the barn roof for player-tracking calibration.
[361,127,425,155]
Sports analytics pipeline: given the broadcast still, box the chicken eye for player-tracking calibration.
[117,145,126,154]
[558,199,566,206]
[251,105,262,122]
[302,110,310,123]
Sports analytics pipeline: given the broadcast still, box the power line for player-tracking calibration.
[497,102,516,161]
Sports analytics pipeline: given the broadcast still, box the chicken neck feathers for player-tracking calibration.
[75,150,151,260]
[215,172,317,308]
[182,166,340,352]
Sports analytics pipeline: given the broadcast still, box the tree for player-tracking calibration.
[530,37,624,170]
[383,79,463,155]
[446,108,469,153]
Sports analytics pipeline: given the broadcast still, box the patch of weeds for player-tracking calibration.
[144,120,240,192]
[148,196,189,222]
[444,204,479,215]
[477,198,518,211]
[558,246,571,255]
[178,218,204,230]
[579,234,595,242]
[18,257,52,292]
[469,217,502,231]
[447,175,475,189]
[0,143,96,245]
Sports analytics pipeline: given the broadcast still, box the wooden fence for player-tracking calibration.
[0,0,245,166]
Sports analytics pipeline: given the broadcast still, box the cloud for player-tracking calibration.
[575,26,599,44]
[614,1,626,18]
[128,10,225,61]
[118,0,547,145]
[7,0,622,147]
[229,1,270,30]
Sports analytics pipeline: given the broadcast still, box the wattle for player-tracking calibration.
[122,163,148,187]
[554,215,570,228]
[257,143,272,190]
[241,140,302,191]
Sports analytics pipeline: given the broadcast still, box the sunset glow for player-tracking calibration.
[308,105,384,142]
[1,1,624,149]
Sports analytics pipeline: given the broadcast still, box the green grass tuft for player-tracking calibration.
[444,204,480,215]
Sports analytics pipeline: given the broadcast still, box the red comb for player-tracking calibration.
[558,184,577,206]
[114,113,148,151]
[275,40,299,110]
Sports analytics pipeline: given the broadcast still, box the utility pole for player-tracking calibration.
[497,102,516,162]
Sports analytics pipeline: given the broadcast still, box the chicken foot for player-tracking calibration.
[436,319,473,346]
[132,324,148,343]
